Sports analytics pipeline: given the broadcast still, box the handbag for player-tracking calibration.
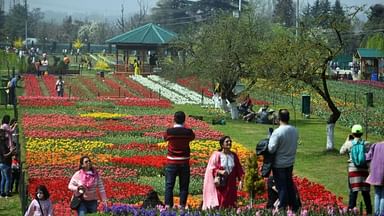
[214,174,227,187]
[70,194,83,210]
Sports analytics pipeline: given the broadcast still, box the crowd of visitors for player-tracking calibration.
[0,114,19,198]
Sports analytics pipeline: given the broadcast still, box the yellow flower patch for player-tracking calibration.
[26,138,114,153]
[80,112,126,119]
[173,195,202,209]
[26,152,112,166]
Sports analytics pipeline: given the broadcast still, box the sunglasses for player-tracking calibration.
[83,160,91,163]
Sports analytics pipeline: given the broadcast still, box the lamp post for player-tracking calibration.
[43,37,47,52]
[24,0,28,49]
[296,0,299,38]
[233,0,242,18]
[238,0,242,13]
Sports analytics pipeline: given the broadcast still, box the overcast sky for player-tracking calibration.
[5,0,382,17]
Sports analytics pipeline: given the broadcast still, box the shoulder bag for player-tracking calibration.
[70,194,83,210]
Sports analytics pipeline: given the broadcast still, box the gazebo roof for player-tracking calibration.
[106,23,177,45]
[357,48,384,58]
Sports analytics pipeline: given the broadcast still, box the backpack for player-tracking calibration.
[350,139,366,167]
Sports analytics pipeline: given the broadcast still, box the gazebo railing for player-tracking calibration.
[114,64,154,74]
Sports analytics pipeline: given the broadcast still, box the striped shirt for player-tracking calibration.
[68,170,107,201]
[164,124,195,165]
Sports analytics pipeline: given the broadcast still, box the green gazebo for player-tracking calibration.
[356,48,384,80]
[106,23,177,74]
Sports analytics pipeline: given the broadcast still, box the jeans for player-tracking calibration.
[77,200,98,216]
[57,90,64,97]
[164,164,190,208]
[8,88,16,105]
[348,190,372,214]
[0,163,11,195]
[374,186,384,216]
[11,168,20,192]
[272,166,300,212]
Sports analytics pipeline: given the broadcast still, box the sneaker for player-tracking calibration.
[5,193,12,198]
[0,193,6,198]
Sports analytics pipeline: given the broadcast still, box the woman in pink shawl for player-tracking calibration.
[203,136,244,209]
[68,156,107,216]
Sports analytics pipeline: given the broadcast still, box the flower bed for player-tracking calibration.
[19,96,77,107]
[22,89,347,215]
[23,74,43,96]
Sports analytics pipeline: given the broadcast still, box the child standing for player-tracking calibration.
[24,185,53,216]
[55,76,64,97]
[11,155,20,193]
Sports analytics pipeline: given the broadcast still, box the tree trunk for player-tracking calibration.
[326,123,335,150]
[212,93,221,109]
[220,98,229,112]
[229,102,239,120]
[311,76,341,150]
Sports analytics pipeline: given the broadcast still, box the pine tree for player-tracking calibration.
[150,0,194,32]
[364,4,384,32]
[273,0,295,27]
[332,0,344,17]
[311,0,321,18]
[192,0,242,18]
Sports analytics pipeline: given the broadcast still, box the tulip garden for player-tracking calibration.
[21,74,356,215]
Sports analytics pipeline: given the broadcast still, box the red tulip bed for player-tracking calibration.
[343,80,384,89]
[20,75,348,216]
[23,74,43,96]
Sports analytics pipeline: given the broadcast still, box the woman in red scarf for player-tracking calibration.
[202,136,244,209]
[68,156,107,215]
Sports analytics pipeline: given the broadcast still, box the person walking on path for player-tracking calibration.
[8,75,21,106]
[35,59,41,77]
[340,124,372,214]
[365,141,384,215]
[163,111,195,209]
[24,185,53,216]
[68,156,107,216]
[268,109,300,212]
[55,76,64,97]
[11,154,20,193]
[202,136,244,209]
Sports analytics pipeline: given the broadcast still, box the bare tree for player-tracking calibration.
[137,0,149,20]
[116,4,125,33]
[126,0,149,29]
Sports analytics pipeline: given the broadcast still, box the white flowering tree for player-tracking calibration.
[170,12,271,118]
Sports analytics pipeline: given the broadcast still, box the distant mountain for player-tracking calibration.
[42,10,122,23]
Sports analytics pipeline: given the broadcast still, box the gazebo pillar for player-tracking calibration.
[125,49,129,72]
[115,47,119,73]
[141,49,145,74]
